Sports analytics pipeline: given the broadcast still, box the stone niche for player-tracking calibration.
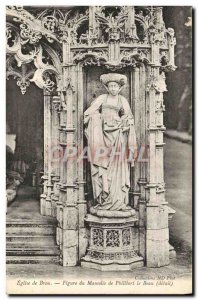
[81,66,146,270]
[83,66,135,210]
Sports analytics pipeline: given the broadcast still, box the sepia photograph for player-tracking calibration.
[6,5,193,295]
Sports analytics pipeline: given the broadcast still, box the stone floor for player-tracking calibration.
[164,137,192,262]
[7,186,55,225]
[6,137,192,292]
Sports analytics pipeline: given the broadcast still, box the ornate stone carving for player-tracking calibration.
[7,6,176,72]
[81,214,143,270]
[16,77,30,94]
[106,230,120,247]
[6,23,59,92]
[146,72,161,93]
[20,23,42,44]
[122,228,131,246]
[92,228,104,247]
[6,56,35,94]
[120,49,150,66]
[73,49,108,66]
[86,249,137,261]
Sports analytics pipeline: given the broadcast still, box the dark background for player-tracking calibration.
[163,6,192,133]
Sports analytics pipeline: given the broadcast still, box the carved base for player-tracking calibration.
[81,257,144,271]
[81,214,144,271]
[90,206,136,218]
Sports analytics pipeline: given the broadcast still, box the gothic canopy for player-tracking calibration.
[6,6,176,94]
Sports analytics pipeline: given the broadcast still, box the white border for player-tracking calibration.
[1,1,196,299]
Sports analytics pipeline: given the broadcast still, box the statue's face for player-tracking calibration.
[107,82,120,96]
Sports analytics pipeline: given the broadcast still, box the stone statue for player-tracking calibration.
[84,73,137,217]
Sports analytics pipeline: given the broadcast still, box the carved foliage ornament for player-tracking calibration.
[6,6,174,48]
[39,8,89,45]
[95,7,128,42]
[146,71,167,93]
[6,56,35,94]
[6,6,176,92]
[20,23,42,45]
[6,24,59,93]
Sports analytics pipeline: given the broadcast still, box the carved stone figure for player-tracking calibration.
[84,73,137,217]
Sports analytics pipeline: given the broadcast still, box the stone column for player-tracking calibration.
[145,66,169,267]
[57,36,79,266]
[56,92,65,251]
[137,64,148,260]
[51,95,61,218]
[76,64,88,260]
[40,89,52,216]
[61,69,79,266]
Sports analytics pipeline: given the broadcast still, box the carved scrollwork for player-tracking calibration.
[6,55,35,94]
[6,24,20,53]
[6,6,35,22]
[38,8,89,46]
[6,6,176,94]
[30,67,58,92]
[6,24,40,66]
[73,50,108,66]
[20,23,42,45]
[6,23,59,93]
[16,77,30,95]
[7,6,23,11]
[42,15,58,33]
[120,49,151,65]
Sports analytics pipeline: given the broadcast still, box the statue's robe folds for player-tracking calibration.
[84,94,137,211]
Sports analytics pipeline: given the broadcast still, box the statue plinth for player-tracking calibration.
[81,213,144,271]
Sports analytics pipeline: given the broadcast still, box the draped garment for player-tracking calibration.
[84,94,137,211]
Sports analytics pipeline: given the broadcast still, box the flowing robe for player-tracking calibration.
[84,94,137,211]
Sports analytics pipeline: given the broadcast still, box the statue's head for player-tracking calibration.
[100,73,127,96]
[107,81,120,96]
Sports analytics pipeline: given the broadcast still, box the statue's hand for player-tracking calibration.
[122,126,130,133]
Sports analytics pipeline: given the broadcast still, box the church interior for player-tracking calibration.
[6,6,192,270]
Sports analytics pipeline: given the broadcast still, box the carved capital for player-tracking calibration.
[146,75,161,93]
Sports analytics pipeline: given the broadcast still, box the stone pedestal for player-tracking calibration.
[81,214,143,271]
